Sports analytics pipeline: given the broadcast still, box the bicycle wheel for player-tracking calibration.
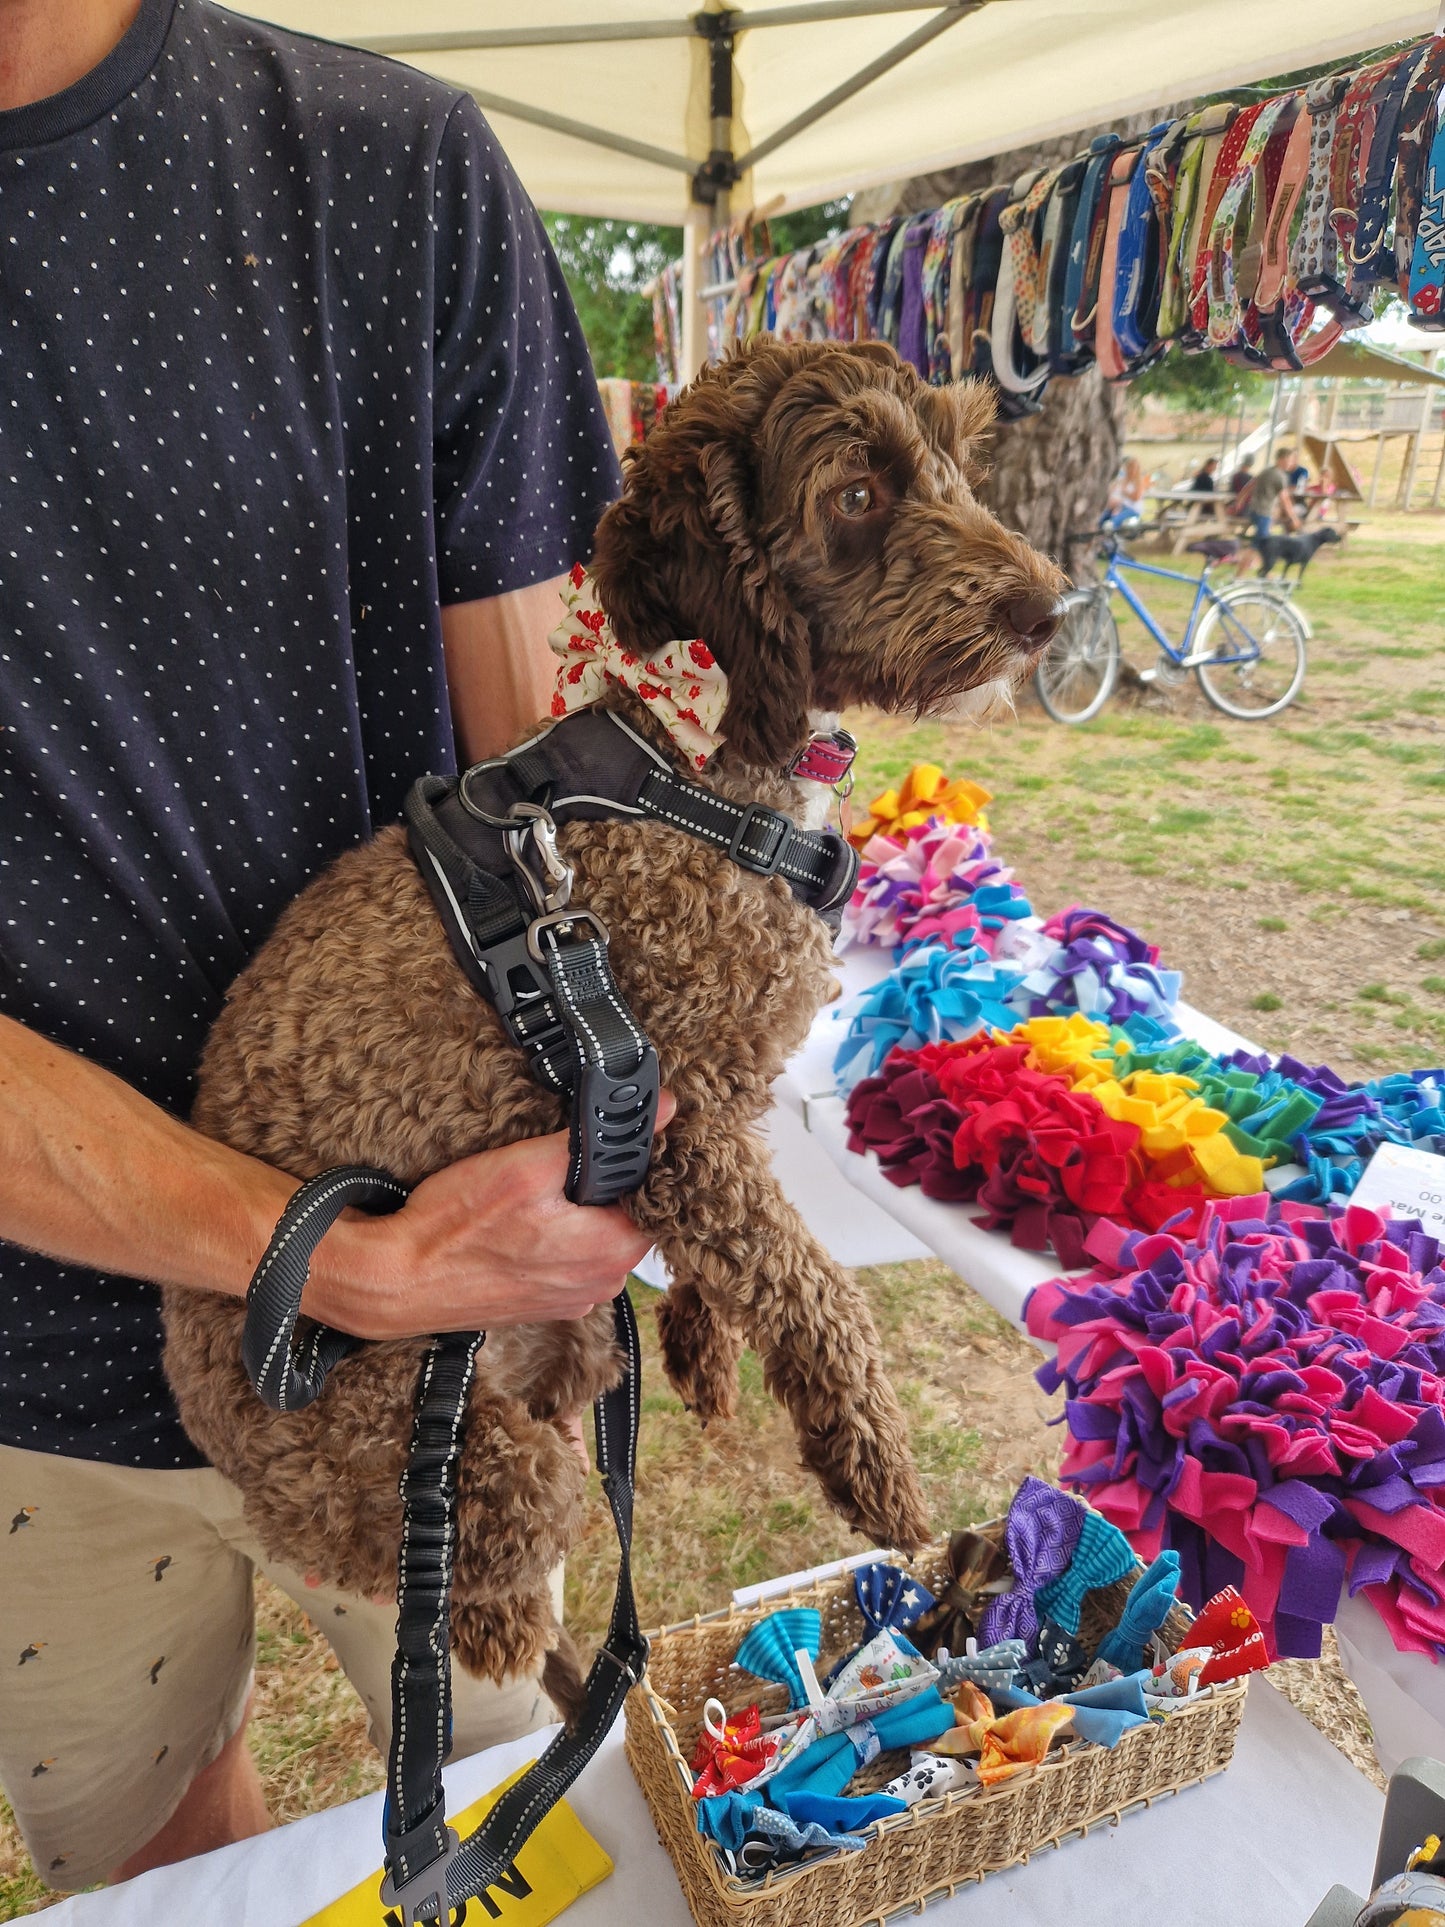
[1192,585,1307,719]
[1034,588,1120,724]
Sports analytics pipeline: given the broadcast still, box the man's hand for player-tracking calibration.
[313,1098,673,1340]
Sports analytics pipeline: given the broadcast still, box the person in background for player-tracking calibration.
[1105,455,1149,527]
[1189,454,1220,522]
[1242,445,1303,568]
[1226,459,1256,517]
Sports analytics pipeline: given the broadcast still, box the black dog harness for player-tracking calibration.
[402,708,856,1202]
[239,707,857,1924]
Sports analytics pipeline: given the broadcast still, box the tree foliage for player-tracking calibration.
[541,202,851,381]
[1130,344,1269,413]
[542,214,682,381]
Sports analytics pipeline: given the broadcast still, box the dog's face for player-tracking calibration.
[590,340,1067,768]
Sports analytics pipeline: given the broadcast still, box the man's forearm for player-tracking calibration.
[441,575,568,765]
[0,1012,302,1299]
[0,1013,661,1339]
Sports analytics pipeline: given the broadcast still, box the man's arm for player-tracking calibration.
[441,577,567,765]
[0,1013,661,1340]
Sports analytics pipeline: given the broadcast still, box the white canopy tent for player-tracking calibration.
[245,0,1437,365]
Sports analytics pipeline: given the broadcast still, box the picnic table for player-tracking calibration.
[1143,485,1231,551]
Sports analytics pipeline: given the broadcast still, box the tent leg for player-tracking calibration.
[1398,350,1438,511]
[681,208,713,380]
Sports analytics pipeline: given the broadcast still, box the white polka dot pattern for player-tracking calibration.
[0,0,622,1467]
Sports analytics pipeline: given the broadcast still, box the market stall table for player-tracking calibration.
[776,947,1445,1774]
[44,1682,1381,1927]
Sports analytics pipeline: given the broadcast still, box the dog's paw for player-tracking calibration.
[848,1468,932,1558]
[806,1405,932,1555]
[541,1628,589,1733]
[451,1589,554,1685]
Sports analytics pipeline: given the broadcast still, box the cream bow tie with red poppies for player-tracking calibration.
[549,564,729,771]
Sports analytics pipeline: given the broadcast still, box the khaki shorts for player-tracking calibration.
[0,1443,559,1890]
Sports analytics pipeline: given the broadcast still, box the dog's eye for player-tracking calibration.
[835,481,874,517]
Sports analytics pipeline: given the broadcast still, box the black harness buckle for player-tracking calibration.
[525,906,609,963]
[727,802,789,876]
[569,1051,660,1204]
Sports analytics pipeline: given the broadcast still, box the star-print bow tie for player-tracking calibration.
[853,1563,937,1641]
[548,564,729,772]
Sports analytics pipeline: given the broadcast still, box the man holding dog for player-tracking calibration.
[0,0,653,1892]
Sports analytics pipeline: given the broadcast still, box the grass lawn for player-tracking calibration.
[3,511,1440,1916]
[852,510,1445,1080]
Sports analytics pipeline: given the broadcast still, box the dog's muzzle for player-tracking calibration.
[1005,592,1064,652]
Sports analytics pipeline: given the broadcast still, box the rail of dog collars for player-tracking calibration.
[677,36,1445,410]
[832,765,1445,1671]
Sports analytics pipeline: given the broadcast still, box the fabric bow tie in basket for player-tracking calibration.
[624,1482,1258,1927]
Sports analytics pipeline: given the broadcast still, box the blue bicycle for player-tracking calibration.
[1034,525,1308,724]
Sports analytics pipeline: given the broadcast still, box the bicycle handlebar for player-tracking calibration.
[1064,522,1144,547]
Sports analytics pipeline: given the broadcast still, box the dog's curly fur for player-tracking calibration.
[161,339,1065,1716]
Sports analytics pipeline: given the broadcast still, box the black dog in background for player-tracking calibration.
[1251,524,1343,580]
[1187,525,1344,582]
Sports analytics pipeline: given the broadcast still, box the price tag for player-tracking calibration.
[1349,1141,1445,1240]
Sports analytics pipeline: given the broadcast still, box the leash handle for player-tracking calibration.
[383,1293,647,1927]
[445,1289,647,1910]
[241,1166,410,1411]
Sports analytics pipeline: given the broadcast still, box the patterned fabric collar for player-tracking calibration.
[548,564,728,771]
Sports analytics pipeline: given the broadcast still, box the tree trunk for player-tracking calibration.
[977,367,1127,566]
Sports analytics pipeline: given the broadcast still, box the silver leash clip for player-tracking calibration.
[379,1824,459,1927]
[503,801,573,916]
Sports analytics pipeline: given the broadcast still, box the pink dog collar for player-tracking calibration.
[791,728,858,785]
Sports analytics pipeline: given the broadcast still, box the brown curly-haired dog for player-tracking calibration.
[162,338,1065,1718]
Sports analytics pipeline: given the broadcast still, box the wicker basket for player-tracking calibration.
[624,1521,1248,1927]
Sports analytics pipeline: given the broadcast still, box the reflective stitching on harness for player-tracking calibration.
[392,1343,432,1856]
[251,1174,405,1409]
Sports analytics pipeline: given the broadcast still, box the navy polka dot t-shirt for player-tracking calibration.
[0,0,622,1467]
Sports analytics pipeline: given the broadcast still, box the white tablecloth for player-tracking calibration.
[47,1683,1381,1927]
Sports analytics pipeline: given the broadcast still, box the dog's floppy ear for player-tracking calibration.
[591,347,815,770]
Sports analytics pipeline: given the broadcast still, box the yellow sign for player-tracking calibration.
[302,1765,613,1927]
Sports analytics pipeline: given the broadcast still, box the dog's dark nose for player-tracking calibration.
[1005,592,1063,649]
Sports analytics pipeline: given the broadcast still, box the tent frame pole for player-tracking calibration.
[732,3,981,175]
[465,90,696,176]
[358,3,981,57]
[360,2,981,214]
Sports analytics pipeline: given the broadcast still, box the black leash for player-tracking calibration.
[238,707,857,1921]
[242,1170,645,1927]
